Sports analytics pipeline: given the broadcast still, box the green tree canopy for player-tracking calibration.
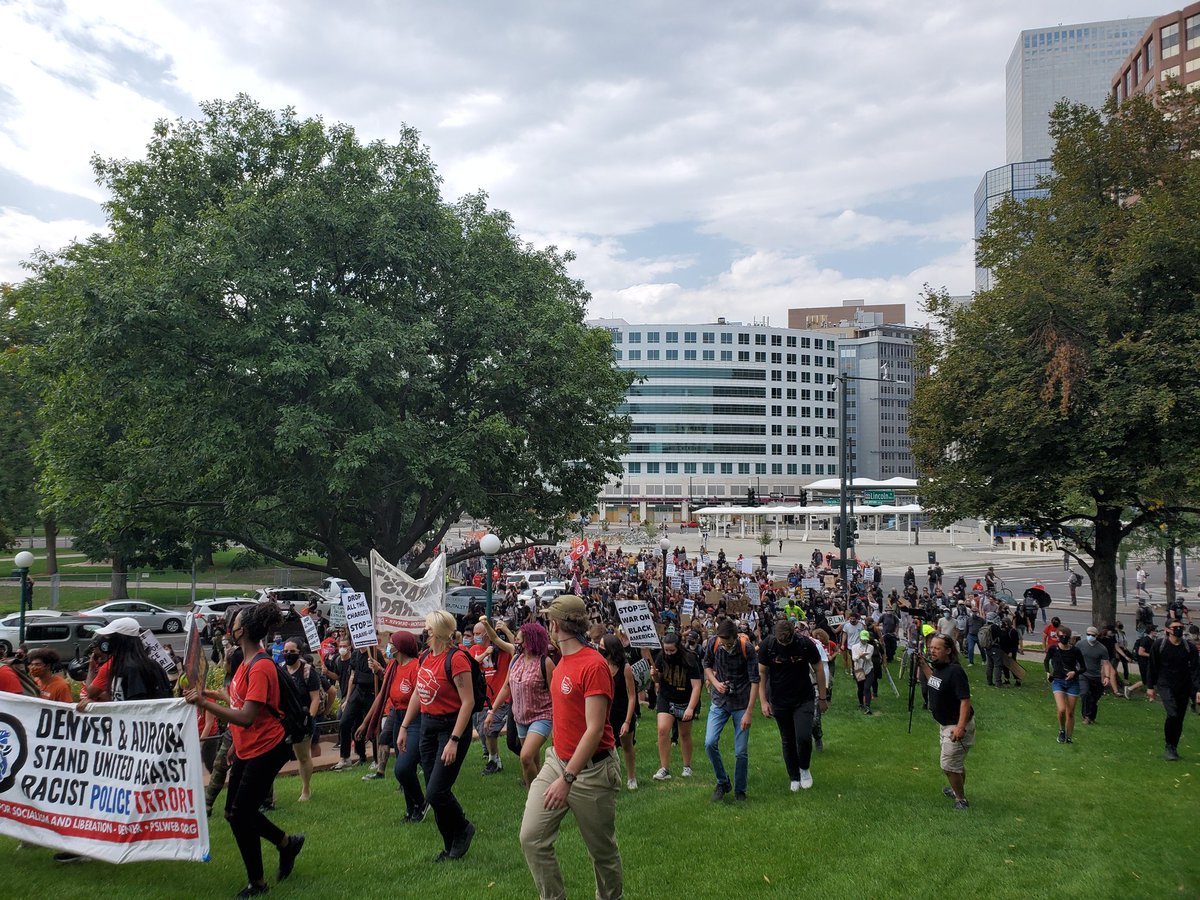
[911,87,1200,627]
[8,96,633,593]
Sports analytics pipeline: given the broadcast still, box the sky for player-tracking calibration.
[0,0,1152,326]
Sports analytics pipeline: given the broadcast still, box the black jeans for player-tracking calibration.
[390,709,426,815]
[225,740,290,884]
[419,712,471,852]
[339,690,374,760]
[1081,674,1103,722]
[774,702,815,778]
[1160,682,1191,746]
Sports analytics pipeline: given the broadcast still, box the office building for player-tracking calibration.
[1112,4,1200,102]
[973,159,1054,291]
[589,318,842,525]
[787,299,906,330]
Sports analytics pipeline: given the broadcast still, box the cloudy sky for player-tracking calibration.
[0,0,1149,324]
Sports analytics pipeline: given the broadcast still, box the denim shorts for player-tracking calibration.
[1051,677,1081,697]
[516,718,552,740]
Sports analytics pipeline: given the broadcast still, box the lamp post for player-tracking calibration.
[14,550,35,649]
[480,533,501,620]
[659,536,671,603]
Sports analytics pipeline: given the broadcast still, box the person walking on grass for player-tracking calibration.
[1077,626,1112,726]
[601,634,639,791]
[701,619,759,802]
[650,632,702,781]
[916,632,974,810]
[1045,626,1083,744]
[487,622,556,788]
[359,631,427,821]
[282,640,321,801]
[520,595,622,900]
[185,604,305,898]
[759,618,827,792]
[1146,621,1200,761]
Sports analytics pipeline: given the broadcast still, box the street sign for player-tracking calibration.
[863,489,895,505]
[823,497,840,505]
[769,492,783,500]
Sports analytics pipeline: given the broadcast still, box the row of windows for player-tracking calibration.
[614,331,833,351]
[624,367,766,381]
[629,422,768,435]
[619,349,837,367]
[617,403,766,416]
[626,442,767,455]
[626,462,834,476]
[627,385,766,398]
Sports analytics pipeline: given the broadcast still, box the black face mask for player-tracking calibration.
[284,652,300,665]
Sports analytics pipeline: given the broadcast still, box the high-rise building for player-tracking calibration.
[1006,18,1154,164]
[973,159,1054,292]
[1111,4,1200,102]
[588,318,841,525]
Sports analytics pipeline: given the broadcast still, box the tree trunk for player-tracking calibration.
[1164,543,1177,606]
[1091,506,1122,628]
[331,545,370,598]
[110,553,129,600]
[43,516,58,576]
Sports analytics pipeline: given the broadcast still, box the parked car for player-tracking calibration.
[318,577,354,601]
[445,585,489,615]
[11,615,105,660]
[518,582,569,606]
[504,570,549,588]
[0,610,68,656]
[191,596,262,635]
[79,600,190,635]
[252,587,334,617]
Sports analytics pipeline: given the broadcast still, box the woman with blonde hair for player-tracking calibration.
[400,609,477,861]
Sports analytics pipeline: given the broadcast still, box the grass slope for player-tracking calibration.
[2,662,1198,898]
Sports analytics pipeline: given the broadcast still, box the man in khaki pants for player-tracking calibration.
[520,595,623,899]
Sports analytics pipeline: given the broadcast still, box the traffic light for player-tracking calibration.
[833,525,842,546]
[849,517,859,541]
[799,489,808,506]
[747,488,757,507]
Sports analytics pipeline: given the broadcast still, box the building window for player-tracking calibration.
[684,462,697,474]
[787,406,797,417]
[786,354,796,365]
[646,331,659,342]
[801,464,811,475]
[738,351,751,362]
[720,351,733,361]
[754,352,766,362]
[771,443,783,455]
[721,332,733,344]
[814,446,824,456]
[801,337,811,348]
[647,349,660,360]
[664,462,678,474]
[787,444,797,456]
[771,388,782,399]
[665,331,678,343]
[628,462,641,474]
[720,462,733,474]
[786,336,796,347]
[801,444,811,456]
[787,425,797,436]
[827,463,836,475]
[684,332,697,343]
[665,349,679,360]
[613,349,622,360]
[787,389,797,399]
[702,463,715,474]
[702,350,715,360]
[627,350,641,360]
[1188,14,1200,50]
[771,463,783,474]
[771,353,782,364]
[646,462,660,474]
[786,371,796,382]
[771,424,782,435]
[815,464,825,475]
[703,332,715,344]
[771,405,782,416]
[771,371,782,381]
[738,333,750,345]
[755,463,766,474]
[738,463,750,474]
[1163,22,1180,58]
[813,339,823,350]
[786,464,797,475]
[755,334,767,346]
[628,333,641,343]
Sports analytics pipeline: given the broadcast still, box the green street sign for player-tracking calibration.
[823,497,840,505]
[862,489,895,505]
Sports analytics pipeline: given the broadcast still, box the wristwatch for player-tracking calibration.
[449,734,461,743]
[563,771,577,785]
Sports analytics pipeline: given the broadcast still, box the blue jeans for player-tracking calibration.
[966,633,979,664]
[389,709,424,815]
[704,702,749,793]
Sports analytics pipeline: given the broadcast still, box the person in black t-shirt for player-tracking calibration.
[758,619,827,792]
[650,633,701,780]
[917,633,974,810]
[1147,622,1200,761]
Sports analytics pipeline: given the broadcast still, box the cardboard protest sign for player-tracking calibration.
[140,631,175,672]
[343,591,378,650]
[704,590,724,608]
[614,599,661,648]
[823,575,837,589]
[0,695,210,863]
[180,614,201,687]
[371,550,445,634]
[771,580,789,593]
[726,596,750,614]
[801,578,821,590]
[330,603,347,628]
[827,615,846,627]
[300,614,321,652]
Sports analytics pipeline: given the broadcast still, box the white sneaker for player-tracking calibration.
[653,768,671,781]
[681,766,693,778]
[789,780,801,792]
[800,769,814,790]
[627,778,638,791]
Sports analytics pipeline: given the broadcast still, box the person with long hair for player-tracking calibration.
[399,609,477,861]
[1044,625,1083,744]
[281,639,321,802]
[185,603,305,898]
[601,634,638,789]
[650,631,702,780]
[759,618,827,792]
[487,621,555,787]
[78,617,172,707]
[360,631,427,821]
[916,632,975,810]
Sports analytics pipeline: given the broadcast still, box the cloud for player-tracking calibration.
[0,207,103,282]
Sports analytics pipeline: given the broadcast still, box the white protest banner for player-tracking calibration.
[371,550,446,634]
[343,592,378,650]
[738,558,753,574]
[444,592,471,616]
[863,566,875,582]
[827,615,846,627]
[330,603,347,628]
[614,599,661,649]
[747,583,761,607]
[681,599,695,618]
[637,561,645,574]
[181,614,202,688]
[140,631,175,672]
[801,578,822,590]
[0,694,209,863]
[687,577,703,595]
[670,575,682,591]
[666,563,676,578]
[300,614,321,652]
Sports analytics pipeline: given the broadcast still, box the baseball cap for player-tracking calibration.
[921,624,935,636]
[95,616,141,637]
[1085,626,1099,636]
[546,594,587,620]
[859,629,871,641]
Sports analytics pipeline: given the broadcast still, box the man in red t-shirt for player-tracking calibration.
[470,620,512,775]
[0,662,24,693]
[519,595,621,900]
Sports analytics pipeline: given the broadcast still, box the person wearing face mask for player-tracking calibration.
[916,633,974,810]
[758,618,827,792]
[1147,622,1200,761]
[470,618,514,776]
[328,638,379,770]
[282,640,321,800]
[519,595,622,900]
[1044,626,1084,744]
[1076,626,1112,726]
[360,631,427,819]
[650,632,702,781]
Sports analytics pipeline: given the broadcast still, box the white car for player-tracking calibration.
[518,582,569,606]
[318,576,354,601]
[253,587,335,617]
[191,596,262,633]
[79,600,191,635]
[505,570,549,588]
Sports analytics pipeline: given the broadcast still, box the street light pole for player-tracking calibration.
[14,550,35,649]
[480,533,501,620]
[659,536,671,605]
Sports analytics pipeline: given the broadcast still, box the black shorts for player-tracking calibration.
[655,694,690,718]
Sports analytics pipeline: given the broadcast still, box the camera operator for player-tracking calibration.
[916,632,974,810]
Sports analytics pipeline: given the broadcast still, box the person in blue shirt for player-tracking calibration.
[270,634,285,664]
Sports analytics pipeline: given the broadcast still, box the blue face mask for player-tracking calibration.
[472,635,484,645]
[1086,635,1097,643]
[385,644,394,659]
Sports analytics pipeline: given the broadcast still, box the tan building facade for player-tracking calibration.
[787,300,906,331]
[1112,4,1200,101]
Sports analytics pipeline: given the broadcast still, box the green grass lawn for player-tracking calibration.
[2,660,1198,898]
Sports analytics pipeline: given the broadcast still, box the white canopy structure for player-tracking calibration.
[691,503,925,544]
[804,477,919,492]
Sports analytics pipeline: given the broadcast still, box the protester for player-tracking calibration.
[360,631,427,821]
[1146,621,1200,761]
[601,634,639,790]
[1077,626,1112,726]
[759,618,827,791]
[519,595,622,900]
[651,632,702,780]
[488,622,556,787]
[329,636,379,771]
[26,648,73,702]
[401,609,476,861]
[917,632,974,810]
[471,618,514,775]
[701,619,759,802]
[851,629,876,715]
[185,604,305,898]
[281,640,321,801]
[1045,625,1083,744]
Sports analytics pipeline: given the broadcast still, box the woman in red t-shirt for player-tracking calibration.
[400,609,476,861]
[186,603,305,898]
[359,631,426,821]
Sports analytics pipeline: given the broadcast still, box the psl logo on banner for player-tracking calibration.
[371,551,446,634]
[569,537,589,561]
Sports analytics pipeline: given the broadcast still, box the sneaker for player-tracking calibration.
[405,803,429,823]
[354,756,369,766]
[1123,686,1131,699]
[943,786,956,799]
[481,759,500,776]
[493,756,503,771]
[954,798,970,810]
[863,706,873,716]
[434,850,451,863]
[681,766,693,778]
[799,769,813,790]
[448,822,476,860]
[277,833,304,881]
[1064,736,1073,744]
[361,771,384,781]
[627,778,638,791]
[653,767,671,781]
[711,781,732,803]
[789,780,801,792]
[331,759,356,771]
[1057,730,1066,744]
[235,885,269,898]
[734,791,747,802]
[1165,744,1181,761]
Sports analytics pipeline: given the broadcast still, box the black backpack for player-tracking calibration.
[422,646,489,712]
[1137,605,1154,628]
[248,653,313,745]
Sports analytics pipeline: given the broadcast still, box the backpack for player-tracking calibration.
[1136,605,1154,628]
[248,653,313,745]
[1069,572,1083,588]
[708,634,749,660]
[1,661,39,696]
[978,623,994,649]
[422,645,488,712]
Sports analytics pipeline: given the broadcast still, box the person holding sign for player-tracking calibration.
[185,603,306,897]
[651,633,702,781]
[400,609,477,861]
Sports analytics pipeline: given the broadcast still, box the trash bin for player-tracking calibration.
[927,551,937,565]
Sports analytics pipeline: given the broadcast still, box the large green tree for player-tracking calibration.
[9,96,632,594]
[912,87,1200,627]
